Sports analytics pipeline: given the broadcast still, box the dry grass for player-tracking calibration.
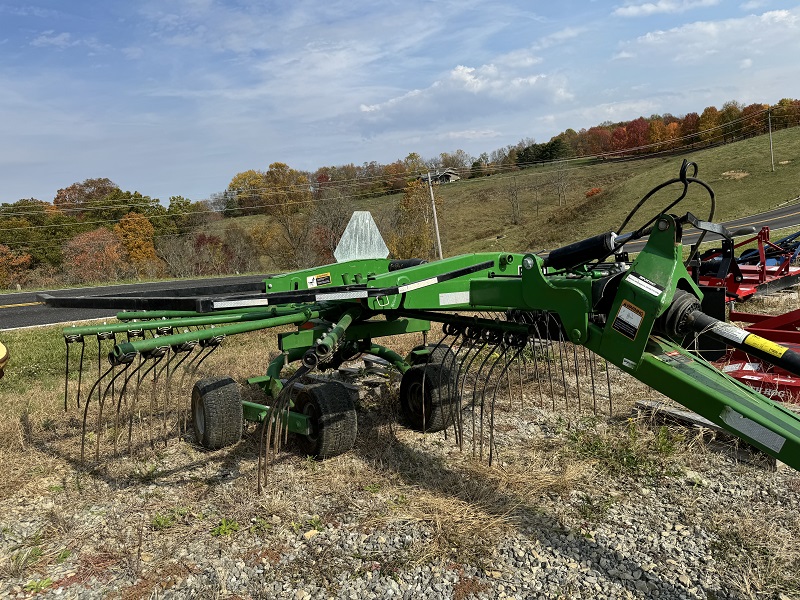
[2,316,800,597]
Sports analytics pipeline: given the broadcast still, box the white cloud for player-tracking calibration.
[614,0,720,17]
[622,9,800,62]
[740,57,753,68]
[613,50,636,60]
[534,27,586,49]
[740,0,769,10]
[31,31,75,48]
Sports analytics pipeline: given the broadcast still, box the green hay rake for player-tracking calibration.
[41,162,800,481]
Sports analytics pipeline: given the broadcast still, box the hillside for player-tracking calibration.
[203,128,800,269]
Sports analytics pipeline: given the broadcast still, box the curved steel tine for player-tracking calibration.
[96,360,131,461]
[573,344,582,412]
[488,342,525,466]
[80,363,115,463]
[147,352,167,449]
[64,338,72,411]
[588,348,597,414]
[551,314,569,407]
[454,328,487,455]
[114,356,146,455]
[75,341,86,408]
[169,343,198,436]
[471,332,503,461]
[64,333,86,411]
[259,363,314,491]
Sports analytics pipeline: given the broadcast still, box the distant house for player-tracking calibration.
[419,168,461,184]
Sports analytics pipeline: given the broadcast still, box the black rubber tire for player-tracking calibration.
[399,363,454,433]
[410,343,457,368]
[191,377,243,449]
[294,381,357,459]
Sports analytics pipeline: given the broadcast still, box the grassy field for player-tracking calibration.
[2,129,800,597]
[211,128,800,262]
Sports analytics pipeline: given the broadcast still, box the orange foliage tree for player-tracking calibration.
[114,212,164,278]
[0,244,32,287]
[62,228,130,284]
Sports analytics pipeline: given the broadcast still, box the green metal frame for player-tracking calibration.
[59,215,800,471]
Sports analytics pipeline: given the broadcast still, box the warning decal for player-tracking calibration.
[306,272,332,288]
[612,300,645,340]
[626,273,665,297]
[745,334,788,358]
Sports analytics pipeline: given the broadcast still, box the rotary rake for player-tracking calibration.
[40,162,800,482]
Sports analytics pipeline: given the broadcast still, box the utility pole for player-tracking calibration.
[426,172,444,260]
[768,107,775,173]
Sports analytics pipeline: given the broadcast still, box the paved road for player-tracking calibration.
[621,198,800,252]
[0,274,268,331]
[4,199,800,331]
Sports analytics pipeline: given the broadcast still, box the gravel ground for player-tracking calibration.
[2,371,799,600]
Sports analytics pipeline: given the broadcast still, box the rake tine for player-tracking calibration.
[573,344,582,413]
[113,353,144,455]
[193,334,225,374]
[606,359,613,415]
[169,341,198,436]
[81,362,116,463]
[588,348,597,414]
[455,327,487,456]
[474,331,505,461]
[439,324,465,446]
[147,349,168,449]
[96,359,132,461]
[552,319,569,408]
[488,336,526,465]
[64,333,84,411]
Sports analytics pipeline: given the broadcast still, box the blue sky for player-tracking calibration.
[1,0,799,204]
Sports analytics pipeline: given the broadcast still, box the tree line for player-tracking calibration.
[1,98,799,288]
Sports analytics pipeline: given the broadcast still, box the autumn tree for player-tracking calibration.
[439,149,473,172]
[54,177,119,218]
[0,244,32,287]
[649,119,668,151]
[382,161,409,194]
[403,152,427,176]
[680,112,700,145]
[585,127,612,155]
[386,180,439,260]
[719,100,743,142]
[114,212,163,277]
[62,228,129,284]
[626,117,650,151]
[611,126,628,152]
[227,163,311,217]
[698,106,721,143]
[741,103,768,136]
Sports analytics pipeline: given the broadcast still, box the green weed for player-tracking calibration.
[23,578,53,594]
[210,518,240,537]
[151,513,175,530]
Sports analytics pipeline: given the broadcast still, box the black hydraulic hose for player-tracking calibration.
[686,310,800,377]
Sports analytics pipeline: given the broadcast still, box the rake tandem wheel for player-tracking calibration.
[191,376,243,450]
[293,381,357,458]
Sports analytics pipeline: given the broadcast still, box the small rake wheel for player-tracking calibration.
[191,377,243,449]
[294,381,357,458]
[399,362,454,433]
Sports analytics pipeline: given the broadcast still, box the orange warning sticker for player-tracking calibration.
[612,300,645,341]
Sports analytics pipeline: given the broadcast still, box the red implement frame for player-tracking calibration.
[713,308,800,403]
[697,227,800,301]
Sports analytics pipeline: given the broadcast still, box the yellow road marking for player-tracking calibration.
[0,301,43,309]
